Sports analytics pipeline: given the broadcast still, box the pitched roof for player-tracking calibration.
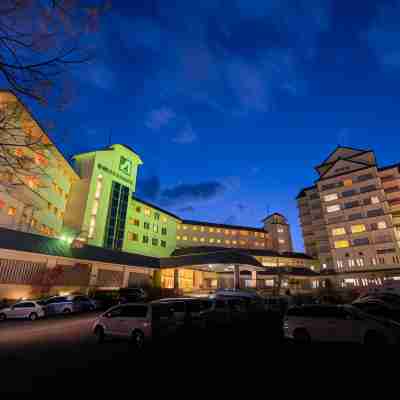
[318,145,370,167]
[261,212,287,223]
[296,185,316,199]
[316,157,372,180]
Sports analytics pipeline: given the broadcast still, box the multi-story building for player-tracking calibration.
[298,146,400,288]
[0,91,79,238]
[0,90,316,299]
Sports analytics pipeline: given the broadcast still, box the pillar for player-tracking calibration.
[251,270,258,289]
[173,269,180,290]
[153,270,162,288]
[122,267,130,288]
[233,265,240,290]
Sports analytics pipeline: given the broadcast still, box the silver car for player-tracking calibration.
[0,301,45,321]
[44,295,96,315]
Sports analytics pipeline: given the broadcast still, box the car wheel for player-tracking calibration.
[0,313,6,321]
[63,308,72,315]
[29,312,38,321]
[130,330,145,350]
[94,326,105,344]
[364,330,387,345]
[293,328,311,344]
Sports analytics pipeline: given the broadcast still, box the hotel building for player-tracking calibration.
[0,91,316,299]
[297,146,400,289]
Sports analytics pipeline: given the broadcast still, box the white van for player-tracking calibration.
[92,302,177,348]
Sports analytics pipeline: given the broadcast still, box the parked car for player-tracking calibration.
[356,292,400,310]
[0,300,45,321]
[92,301,177,348]
[263,296,290,314]
[43,295,96,315]
[284,304,400,344]
[118,288,147,304]
[158,298,209,330]
[352,299,400,323]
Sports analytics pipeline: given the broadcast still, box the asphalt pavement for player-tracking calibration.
[0,311,284,393]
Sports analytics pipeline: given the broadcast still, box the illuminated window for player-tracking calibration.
[240,240,246,245]
[260,243,265,247]
[15,148,24,157]
[255,242,259,246]
[200,237,205,242]
[136,206,141,213]
[182,236,188,241]
[128,232,138,241]
[255,232,259,237]
[332,227,346,236]
[231,231,237,236]
[193,237,198,242]
[348,259,355,267]
[200,227,205,232]
[193,226,198,231]
[371,196,380,204]
[217,239,222,243]
[7,207,16,217]
[183,225,188,230]
[232,240,237,245]
[225,240,231,244]
[27,176,39,189]
[91,200,99,216]
[177,235,181,240]
[94,175,103,199]
[216,229,221,233]
[177,225,181,230]
[344,179,352,187]
[327,204,341,213]
[1,199,7,210]
[209,238,215,243]
[153,224,158,233]
[356,258,364,267]
[240,231,249,236]
[162,216,167,223]
[334,240,350,249]
[278,239,285,244]
[324,193,338,202]
[378,221,387,230]
[209,228,214,233]
[133,219,140,226]
[277,228,284,234]
[351,224,366,234]
[260,233,265,238]
[144,208,151,216]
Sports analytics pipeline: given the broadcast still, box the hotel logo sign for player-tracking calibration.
[119,156,132,176]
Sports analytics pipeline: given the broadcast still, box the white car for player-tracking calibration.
[0,301,46,321]
[284,304,400,344]
[92,302,177,348]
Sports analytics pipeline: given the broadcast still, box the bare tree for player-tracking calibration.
[0,0,110,105]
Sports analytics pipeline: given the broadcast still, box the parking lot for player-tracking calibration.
[0,309,283,393]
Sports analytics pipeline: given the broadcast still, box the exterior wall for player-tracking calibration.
[0,247,154,300]
[176,222,272,250]
[298,148,400,275]
[123,198,179,257]
[68,145,142,247]
[0,91,79,238]
[263,214,293,253]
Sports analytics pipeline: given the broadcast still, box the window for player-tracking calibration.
[216,229,221,233]
[200,227,205,232]
[324,193,338,202]
[260,233,265,238]
[225,240,231,245]
[183,225,188,230]
[154,212,160,220]
[371,196,380,204]
[240,230,248,236]
[161,240,166,248]
[177,225,181,231]
[176,235,181,240]
[136,206,141,213]
[225,230,230,235]
[162,216,167,223]
[348,259,355,267]
[327,204,341,213]
[161,227,167,235]
[356,258,365,267]
[322,182,343,191]
[7,207,16,216]
[200,238,205,242]
[353,237,369,246]
[278,239,285,244]
[337,260,344,269]
[131,219,139,226]
[358,173,374,182]
[344,179,352,187]
[348,212,363,221]
[378,221,387,230]
[128,232,138,241]
[334,240,350,249]
[182,236,188,240]
[377,248,395,254]
[152,238,158,246]
[360,185,377,194]
[209,238,215,243]
[277,228,284,234]
[142,236,149,244]
[193,226,198,231]
[363,198,372,206]
[153,224,158,233]
[144,208,151,216]
[217,239,221,243]
[332,227,346,236]
[144,222,150,230]
[344,200,359,209]
[209,228,214,233]
[192,236,198,242]
[232,240,237,245]
[367,209,384,218]
[385,186,399,193]
[351,224,366,234]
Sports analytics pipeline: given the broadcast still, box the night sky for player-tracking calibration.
[25,0,400,251]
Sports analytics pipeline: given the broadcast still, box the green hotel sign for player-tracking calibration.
[119,156,132,176]
[98,163,133,185]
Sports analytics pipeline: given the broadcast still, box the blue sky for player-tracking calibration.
[21,0,400,251]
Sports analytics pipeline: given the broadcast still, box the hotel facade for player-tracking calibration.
[0,91,317,299]
[297,146,400,290]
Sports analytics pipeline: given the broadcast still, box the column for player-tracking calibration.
[251,270,258,289]
[153,270,162,288]
[233,265,240,290]
[122,267,130,288]
[173,269,180,290]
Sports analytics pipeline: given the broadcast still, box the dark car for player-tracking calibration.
[118,288,147,304]
[43,295,96,315]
